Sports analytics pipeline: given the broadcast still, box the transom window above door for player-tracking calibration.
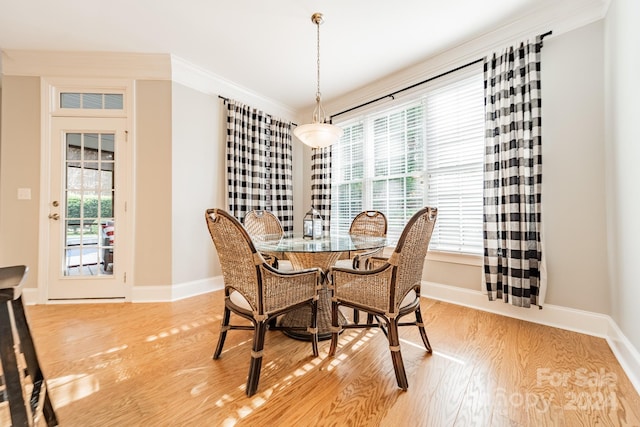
[50,82,129,118]
[60,92,124,110]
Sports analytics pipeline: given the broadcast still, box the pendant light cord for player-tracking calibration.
[313,15,327,123]
[316,18,321,101]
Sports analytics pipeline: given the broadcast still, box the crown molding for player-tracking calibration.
[170,55,298,122]
[1,49,171,80]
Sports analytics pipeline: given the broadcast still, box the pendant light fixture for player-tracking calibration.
[293,12,343,149]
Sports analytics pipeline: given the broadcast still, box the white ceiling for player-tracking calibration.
[0,0,605,112]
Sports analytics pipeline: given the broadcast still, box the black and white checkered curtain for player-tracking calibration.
[269,119,294,232]
[483,36,546,308]
[226,99,294,232]
[311,147,332,232]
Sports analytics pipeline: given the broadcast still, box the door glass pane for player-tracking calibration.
[64,132,115,276]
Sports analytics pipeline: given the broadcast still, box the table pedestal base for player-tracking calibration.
[278,288,345,341]
[279,251,346,341]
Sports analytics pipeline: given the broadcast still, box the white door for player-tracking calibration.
[47,117,129,299]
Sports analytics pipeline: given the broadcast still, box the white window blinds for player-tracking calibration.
[332,123,365,235]
[331,69,484,254]
[369,103,426,242]
[425,73,484,253]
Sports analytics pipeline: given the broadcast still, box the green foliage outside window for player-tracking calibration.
[66,195,113,235]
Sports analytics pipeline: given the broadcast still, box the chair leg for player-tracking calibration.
[328,300,340,357]
[268,316,278,329]
[310,299,319,357]
[11,296,59,426]
[246,321,268,397]
[213,306,231,359]
[43,392,58,427]
[414,306,432,353]
[388,317,409,390]
[353,309,360,324]
[0,302,28,426]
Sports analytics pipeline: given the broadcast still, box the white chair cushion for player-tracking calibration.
[276,260,294,271]
[399,290,418,309]
[333,258,355,269]
[229,290,252,311]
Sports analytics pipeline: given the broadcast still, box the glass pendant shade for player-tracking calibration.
[295,12,342,149]
[294,122,343,149]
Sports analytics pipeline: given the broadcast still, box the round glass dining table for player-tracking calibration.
[252,233,387,272]
[252,233,387,340]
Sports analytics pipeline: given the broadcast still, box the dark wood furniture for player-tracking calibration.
[0,265,58,426]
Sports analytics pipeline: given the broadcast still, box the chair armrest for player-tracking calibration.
[367,256,390,270]
[259,265,321,313]
[353,247,385,269]
[329,263,394,313]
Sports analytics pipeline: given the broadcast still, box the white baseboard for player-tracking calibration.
[131,276,224,302]
[23,288,39,305]
[605,318,640,396]
[422,281,610,337]
[22,276,225,304]
[422,280,640,395]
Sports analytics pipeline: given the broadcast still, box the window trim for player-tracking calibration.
[426,250,483,266]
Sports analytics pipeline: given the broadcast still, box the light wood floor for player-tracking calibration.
[23,292,640,426]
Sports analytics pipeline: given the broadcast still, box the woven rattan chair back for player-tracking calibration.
[390,206,438,310]
[349,210,387,236]
[206,209,262,312]
[339,210,388,322]
[243,209,288,269]
[244,210,284,237]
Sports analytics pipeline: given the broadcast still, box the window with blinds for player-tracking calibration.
[331,70,484,254]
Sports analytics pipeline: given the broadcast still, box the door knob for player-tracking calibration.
[48,213,60,220]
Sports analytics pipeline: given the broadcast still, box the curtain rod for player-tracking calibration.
[330,30,552,121]
[218,95,298,126]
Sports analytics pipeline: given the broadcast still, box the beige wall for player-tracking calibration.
[0,76,41,288]
[423,259,481,291]
[171,82,224,284]
[134,80,173,286]
[605,0,640,352]
[542,20,609,313]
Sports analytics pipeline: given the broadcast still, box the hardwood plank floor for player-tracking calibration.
[20,292,640,426]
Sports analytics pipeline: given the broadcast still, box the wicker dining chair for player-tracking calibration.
[334,210,387,270]
[333,210,387,323]
[328,206,438,390]
[205,208,321,396]
[244,209,292,270]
